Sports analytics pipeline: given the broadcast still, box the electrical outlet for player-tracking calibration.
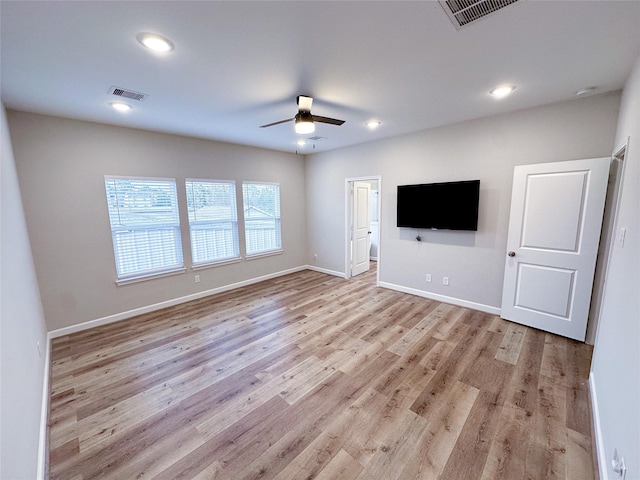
[425,274,432,282]
[443,276,449,286]
[194,275,200,283]
[314,253,318,261]
[612,449,626,479]
[36,341,42,358]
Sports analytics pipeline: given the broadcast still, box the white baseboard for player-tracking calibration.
[37,336,51,480]
[49,265,308,338]
[378,281,501,316]
[306,265,345,278]
[589,372,608,480]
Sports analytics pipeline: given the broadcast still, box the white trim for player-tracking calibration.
[115,267,186,286]
[36,337,51,480]
[589,372,608,480]
[345,175,382,284]
[378,281,501,315]
[244,249,283,260]
[306,265,345,278]
[192,257,242,270]
[49,265,306,338]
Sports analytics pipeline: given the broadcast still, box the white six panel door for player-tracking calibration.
[501,158,610,341]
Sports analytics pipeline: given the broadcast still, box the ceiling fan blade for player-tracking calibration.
[297,95,313,112]
[260,118,294,128]
[312,115,345,126]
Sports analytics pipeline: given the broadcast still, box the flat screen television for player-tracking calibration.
[396,180,480,231]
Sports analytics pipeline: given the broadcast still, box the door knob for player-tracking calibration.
[508,251,516,257]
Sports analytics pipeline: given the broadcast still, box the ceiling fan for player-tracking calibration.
[260,95,345,134]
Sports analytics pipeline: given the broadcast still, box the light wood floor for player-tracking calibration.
[48,267,596,479]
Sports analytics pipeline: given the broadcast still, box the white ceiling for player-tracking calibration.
[2,1,639,154]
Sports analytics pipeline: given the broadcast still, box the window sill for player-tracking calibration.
[115,267,186,286]
[245,249,283,261]
[192,257,242,271]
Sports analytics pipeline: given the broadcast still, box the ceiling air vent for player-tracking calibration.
[108,86,148,101]
[439,0,522,29]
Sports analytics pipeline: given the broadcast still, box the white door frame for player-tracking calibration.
[587,138,629,344]
[351,181,372,277]
[345,175,382,284]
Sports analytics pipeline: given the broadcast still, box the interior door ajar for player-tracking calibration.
[500,157,610,341]
[351,181,371,277]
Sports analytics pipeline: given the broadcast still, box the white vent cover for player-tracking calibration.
[108,86,148,101]
[440,0,521,29]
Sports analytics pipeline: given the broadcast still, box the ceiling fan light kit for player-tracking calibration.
[261,95,345,135]
[294,111,315,134]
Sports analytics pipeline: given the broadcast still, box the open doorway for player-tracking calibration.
[345,176,381,284]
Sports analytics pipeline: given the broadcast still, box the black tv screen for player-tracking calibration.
[397,180,480,231]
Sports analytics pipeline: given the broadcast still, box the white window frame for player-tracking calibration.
[185,179,240,268]
[104,176,184,284]
[242,181,282,258]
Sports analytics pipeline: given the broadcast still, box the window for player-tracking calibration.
[105,176,183,282]
[242,182,282,256]
[185,179,240,266]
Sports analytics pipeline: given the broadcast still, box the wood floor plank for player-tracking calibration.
[47,267,597,480]
[397,380,480,479]
[495,322,527,365]
[409,311,491,419]
[312,448,363,480]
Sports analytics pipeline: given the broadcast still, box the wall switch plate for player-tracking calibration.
[425,274,432,282]
[443,276,449,286]
[194,275,200,283]
[617,227,626,248]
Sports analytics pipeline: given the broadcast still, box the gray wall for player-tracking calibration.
[1,106,48,479]
[306,92,620,313]
[7,112,307,331]
[591,54,640,480]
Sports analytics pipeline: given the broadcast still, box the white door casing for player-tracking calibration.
[351,181,371,277]
[501,158,610,341]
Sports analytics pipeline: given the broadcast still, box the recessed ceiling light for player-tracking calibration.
[296,140,307,146]
[110,102,131,112]
[575,86,597,96]
[365,120,381,129]
[489,84,516,99]
[136,32,174,52]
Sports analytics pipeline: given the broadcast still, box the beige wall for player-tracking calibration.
[7,112,307,331]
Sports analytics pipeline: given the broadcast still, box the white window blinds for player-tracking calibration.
[105,176,183,281]
[242,182,282,256]
[185,179,240,266]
